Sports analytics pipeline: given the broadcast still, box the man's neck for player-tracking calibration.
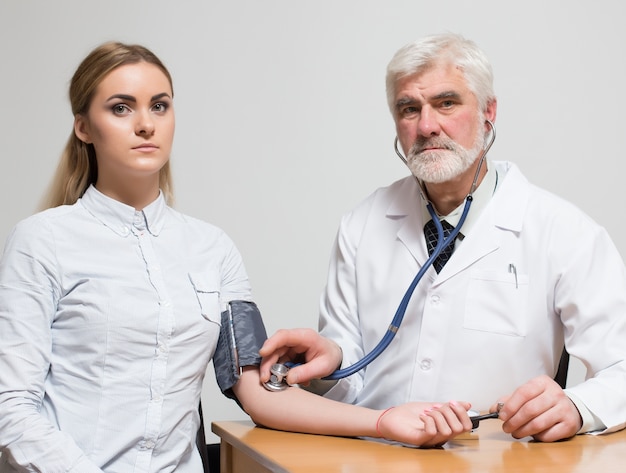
[423,160,488,215]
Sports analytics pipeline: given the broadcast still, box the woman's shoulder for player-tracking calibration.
[166,207,223,232]
[164,207,237,245]
[1,204,81,257]
[12,204,79,234]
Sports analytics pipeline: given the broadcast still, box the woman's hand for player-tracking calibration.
[379,401,474,447]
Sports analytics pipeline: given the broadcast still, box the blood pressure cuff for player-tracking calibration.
[213,300,268,402]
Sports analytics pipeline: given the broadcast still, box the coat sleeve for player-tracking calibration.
[318,210,367,404]
[558,222,626,434]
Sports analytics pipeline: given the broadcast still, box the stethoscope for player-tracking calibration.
[264,121,497,392]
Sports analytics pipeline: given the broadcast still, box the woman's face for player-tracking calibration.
[74,61,175,196]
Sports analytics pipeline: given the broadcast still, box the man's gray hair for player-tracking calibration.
[386,33,495,114]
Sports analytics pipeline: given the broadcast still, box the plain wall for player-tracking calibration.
[1,0,624,443]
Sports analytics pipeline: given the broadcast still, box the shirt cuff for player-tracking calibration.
[566,391,606,434]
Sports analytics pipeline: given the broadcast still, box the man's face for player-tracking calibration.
[393,62,492,183]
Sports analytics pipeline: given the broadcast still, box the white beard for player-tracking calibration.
[406,119,486,184]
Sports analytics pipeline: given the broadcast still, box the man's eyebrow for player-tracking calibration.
[395,96,417,109]
[394,90,462,110]
[432,91,461,101]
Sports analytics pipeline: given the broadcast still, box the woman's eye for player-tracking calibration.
[152,102,168,113]
[112,104,130,114]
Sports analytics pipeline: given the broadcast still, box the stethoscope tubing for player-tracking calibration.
[322,121,496,381]
[322,197,472,380]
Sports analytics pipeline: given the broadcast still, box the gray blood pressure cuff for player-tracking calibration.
[213,300,268,401]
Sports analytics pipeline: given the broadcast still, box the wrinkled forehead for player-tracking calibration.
[399,56,467,85]
[394,61,470,96]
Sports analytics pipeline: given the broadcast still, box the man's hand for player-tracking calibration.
[494,375,582,442]
[259,328,342,386]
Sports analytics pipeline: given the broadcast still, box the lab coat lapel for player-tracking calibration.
[436,208,500,282]
[436,163,529,283]
[387,178,431,267]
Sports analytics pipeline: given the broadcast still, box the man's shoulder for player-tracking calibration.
[356,175,416,207]
[339,175,417,228]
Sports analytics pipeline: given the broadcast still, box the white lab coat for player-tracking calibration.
[320,161,626,433]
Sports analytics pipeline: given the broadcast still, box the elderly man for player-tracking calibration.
[260,33,626,444]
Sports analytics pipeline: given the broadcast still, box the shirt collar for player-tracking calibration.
[421,158,498,236]
[79,185,167,237]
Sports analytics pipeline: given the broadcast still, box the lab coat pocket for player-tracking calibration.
[464,268,529,337]
[189,271,222,325]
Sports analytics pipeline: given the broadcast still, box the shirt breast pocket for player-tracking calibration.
[189,271,222,326]
[463,268,529,337]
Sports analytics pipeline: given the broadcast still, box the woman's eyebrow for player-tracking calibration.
[105,92,171,102]
[106,93,136,103]
[151,92,171,101]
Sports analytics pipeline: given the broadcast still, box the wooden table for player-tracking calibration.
[212,420,626,472]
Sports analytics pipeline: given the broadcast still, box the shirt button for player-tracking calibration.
[430,294,440,304]
[420,358,433,371]
[140,439,156,450]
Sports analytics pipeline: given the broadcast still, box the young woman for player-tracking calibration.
[0,41,473,473]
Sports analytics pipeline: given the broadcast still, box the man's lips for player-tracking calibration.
[416,146,445,153]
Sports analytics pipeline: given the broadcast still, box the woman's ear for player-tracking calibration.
[74,114,92,144]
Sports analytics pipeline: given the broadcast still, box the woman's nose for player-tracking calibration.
[135,112,155,136]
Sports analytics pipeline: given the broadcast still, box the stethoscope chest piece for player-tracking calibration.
[263,363,290,391]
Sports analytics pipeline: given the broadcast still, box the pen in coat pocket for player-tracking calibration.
[508,263,518,289]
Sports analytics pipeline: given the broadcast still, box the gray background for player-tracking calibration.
[1,1,624,442]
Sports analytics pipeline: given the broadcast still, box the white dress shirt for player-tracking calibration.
[0,185,252,472]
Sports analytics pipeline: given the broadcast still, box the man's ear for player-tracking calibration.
[74,114,92,144]
[484,98,497,124]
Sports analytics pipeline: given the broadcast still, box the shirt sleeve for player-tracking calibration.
[210,231,265,400]
[0,218,103,472]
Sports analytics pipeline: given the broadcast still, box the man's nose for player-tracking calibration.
[416,107,440,137]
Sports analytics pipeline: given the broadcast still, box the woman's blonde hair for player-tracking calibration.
[40,41,174,209]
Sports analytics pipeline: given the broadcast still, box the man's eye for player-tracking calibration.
[402,106,418,115]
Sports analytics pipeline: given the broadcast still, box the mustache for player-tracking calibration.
[409,137,459,155]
